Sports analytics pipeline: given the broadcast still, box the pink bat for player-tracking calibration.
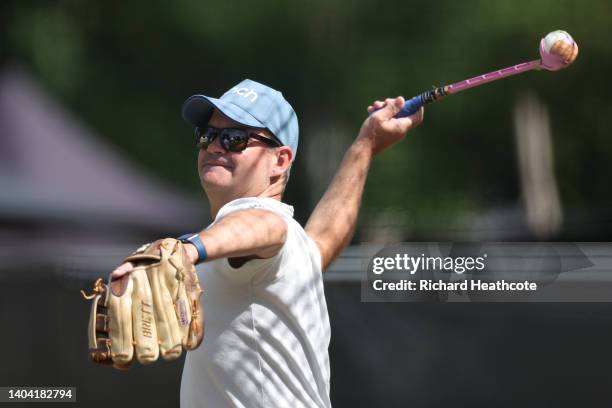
[389,30,579,118]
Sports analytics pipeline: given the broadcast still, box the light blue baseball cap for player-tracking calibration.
[182,79,299,159]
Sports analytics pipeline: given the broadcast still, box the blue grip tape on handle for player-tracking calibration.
[395,95,423,118]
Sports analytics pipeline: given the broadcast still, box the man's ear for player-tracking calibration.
[271,147,293,177]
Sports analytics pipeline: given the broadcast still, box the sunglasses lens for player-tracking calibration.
[221,130,249,152]
[195,127,217,148]
[196,127,261,152]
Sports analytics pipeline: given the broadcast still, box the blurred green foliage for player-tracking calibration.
[2,0,611,233]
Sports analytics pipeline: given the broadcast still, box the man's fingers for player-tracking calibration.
[111,262,135,279]
[405,106,424,126]
[367,100,385,113]
[391,107,424,132]
[392,96,406,113]
[371,97,406,119]
[382,97,399,117]
[367,96,422,126]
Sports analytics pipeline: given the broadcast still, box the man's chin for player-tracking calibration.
[200,175,232,192]
[201,178,229,188]
[200,166,233,183]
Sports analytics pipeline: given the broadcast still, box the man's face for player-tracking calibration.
[197,110,285,198]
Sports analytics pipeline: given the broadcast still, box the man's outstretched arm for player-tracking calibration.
[305,97,424,271]
[112,208,287,278]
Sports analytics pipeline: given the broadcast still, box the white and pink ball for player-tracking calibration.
[539,30,579,71]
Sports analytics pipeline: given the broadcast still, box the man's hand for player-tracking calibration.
[360,96,424,155]
[111,240,199,279]
[111,261,134,279]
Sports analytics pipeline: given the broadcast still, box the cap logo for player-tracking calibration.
[224,86,258,103]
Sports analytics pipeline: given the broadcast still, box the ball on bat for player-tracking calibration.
[539,30,578,71]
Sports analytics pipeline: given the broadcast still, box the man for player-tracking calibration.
[112,79,423,407]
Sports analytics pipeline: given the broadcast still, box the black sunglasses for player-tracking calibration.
[195,126,281,152]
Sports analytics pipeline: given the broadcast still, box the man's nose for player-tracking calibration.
[206,136,226,155]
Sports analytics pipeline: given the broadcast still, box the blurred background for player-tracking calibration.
[1,0,612,407]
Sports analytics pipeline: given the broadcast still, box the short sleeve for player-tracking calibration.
[211,197,295,285]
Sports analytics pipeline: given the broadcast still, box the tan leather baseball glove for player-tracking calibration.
[81,238,204,369]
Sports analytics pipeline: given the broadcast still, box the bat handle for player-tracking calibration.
[370,87,447,118]
[395,95,424,118]
[394,86,449,118]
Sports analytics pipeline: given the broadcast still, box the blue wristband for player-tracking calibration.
[177,233,207,265]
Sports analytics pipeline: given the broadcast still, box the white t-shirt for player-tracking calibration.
[180,197,331,408]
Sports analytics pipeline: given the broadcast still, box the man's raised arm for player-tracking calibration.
[305,97,424,271]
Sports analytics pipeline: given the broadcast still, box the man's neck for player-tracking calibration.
[207,186,283,219]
